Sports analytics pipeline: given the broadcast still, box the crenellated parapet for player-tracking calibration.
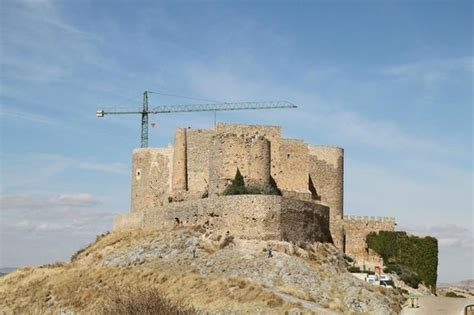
[342,214,396,264]
[343,215,396,223]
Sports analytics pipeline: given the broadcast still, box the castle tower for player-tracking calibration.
[208,133,246,196]
[308,145,344,249]
[172,128,188,191]
[130,147,173,213]
[247,136,271,189]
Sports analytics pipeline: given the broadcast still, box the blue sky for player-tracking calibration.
[0,0,472,283]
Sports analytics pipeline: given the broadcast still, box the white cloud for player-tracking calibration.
[1,193,115,235]
[53,193,98,207]
[1,193,98,210]
[77,161,129,175]
[0,108,60,125]
[0,153,129,191]
[382,57,473,87]
[19,0,54,9]
[182,61,467,160]
[1,0,108,85]
[345,159,472,227]
[401,224,474,249]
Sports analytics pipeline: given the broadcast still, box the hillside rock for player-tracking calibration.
[0,226,404,314]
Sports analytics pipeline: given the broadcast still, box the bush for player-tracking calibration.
[99,285,196,314]
[367,231,438,291]
[219,235,235,249]
[344,255,354,263]
[347,266,361,273]
[384,264,402,274]
[400,273,420,289]
[223,169,248,195]
[298,242,307,249]
[384,263,421,289]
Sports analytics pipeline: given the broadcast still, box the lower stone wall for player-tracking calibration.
[280,198,332,243]
[114,195,332,243]
[343,215,396,265]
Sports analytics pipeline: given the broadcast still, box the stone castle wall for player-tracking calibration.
[172,128,187,191]
[186,128,215,195]
[278,139,310,195]
[115,195,332,244]
[208,133,272,196]
[131,146,173,213]
[343,215,396,264]
[216,123,283,185]
[308,145,344,248]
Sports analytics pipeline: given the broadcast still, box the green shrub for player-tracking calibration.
[344,255,354,263]
[399,272,420,289]
[223,169,247,195]
[384,264,402,274]
[367,231,438,292]
[384,263,421,289]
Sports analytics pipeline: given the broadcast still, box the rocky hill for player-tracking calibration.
[437,280,474,298]
[0,226,404,314]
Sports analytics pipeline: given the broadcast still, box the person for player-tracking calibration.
[191,237,198,259]
[267,244,273,258]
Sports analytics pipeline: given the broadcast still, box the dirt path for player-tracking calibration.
[273,291,338,314]
[401,296,474,315]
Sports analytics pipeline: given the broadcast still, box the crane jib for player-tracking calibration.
[96,95,297,147]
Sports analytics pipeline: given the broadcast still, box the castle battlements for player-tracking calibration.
[343,215,396,223]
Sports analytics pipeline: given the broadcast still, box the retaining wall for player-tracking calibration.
[114,195,332,243]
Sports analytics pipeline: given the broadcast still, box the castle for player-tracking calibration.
[114,123,395,264]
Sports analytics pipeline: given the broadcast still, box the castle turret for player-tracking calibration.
[308,145,344,248]
[130,147,173,213]
[247,136,271,189]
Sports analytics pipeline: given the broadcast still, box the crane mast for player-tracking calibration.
[96,91,297,148]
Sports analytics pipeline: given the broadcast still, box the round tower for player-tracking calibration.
[247,136,271,189]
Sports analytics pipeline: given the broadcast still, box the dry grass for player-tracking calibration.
[1,228,403,314]
[98,285,196,315]
[0,265,294,314]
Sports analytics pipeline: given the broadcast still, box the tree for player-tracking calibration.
[223,169,248,195]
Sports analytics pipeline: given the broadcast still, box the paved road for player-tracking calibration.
[402,296,474,315]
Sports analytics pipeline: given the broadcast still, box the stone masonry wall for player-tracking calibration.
[343,215,396,265]
[131,147,173,213]
[114,195,331,244]
[186,128,215,195]
[208,133,272,196]
[308,145,344,248]
[278,139,310,195]
[216,123,282,186]
[208,133,247,196]
[280,197,332,243]
[172,128,187,191]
